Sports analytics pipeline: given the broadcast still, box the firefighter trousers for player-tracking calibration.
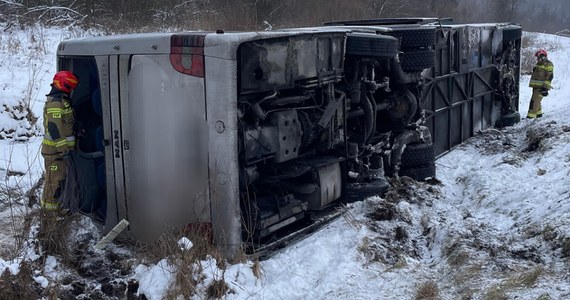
[527,88,544,118]
[42,154,68,210]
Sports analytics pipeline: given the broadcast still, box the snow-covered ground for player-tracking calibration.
[1,26,569,299]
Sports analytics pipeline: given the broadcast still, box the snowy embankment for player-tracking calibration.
[0,26,569,300]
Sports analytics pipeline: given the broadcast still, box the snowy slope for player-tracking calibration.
[1,26,569,300]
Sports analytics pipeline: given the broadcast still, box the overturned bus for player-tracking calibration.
[57,18,522,257]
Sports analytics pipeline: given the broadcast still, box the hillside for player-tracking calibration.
[0,25,569,299]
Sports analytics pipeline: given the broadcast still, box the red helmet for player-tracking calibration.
[53,70,79,93]
[535,49,548,58]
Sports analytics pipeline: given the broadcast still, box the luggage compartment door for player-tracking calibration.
[124,54,210,240]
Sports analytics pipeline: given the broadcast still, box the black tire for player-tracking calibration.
[401,143,435,167]
[386,28,437,49]
[345,178,390,202]
[495,111,520,128]
[399,163,436,181]
[346,33,399,58]
[502,27,522,41]
[400,49,435,71]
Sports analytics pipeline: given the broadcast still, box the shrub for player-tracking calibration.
[415,280,440,300]
[520,33,561,75]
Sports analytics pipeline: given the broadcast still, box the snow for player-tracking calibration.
[1,24,569,299]
[33,274,49,288]
[133,259,176,300]
[44,256,63,279]
[0,257,21,276]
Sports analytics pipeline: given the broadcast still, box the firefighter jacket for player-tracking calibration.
[41,87,75,155]
[529,58,554,90]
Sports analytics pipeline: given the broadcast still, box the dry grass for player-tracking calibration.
[0,187,23,258]
[452,264,483,286]
[366,202,396,221]
[206,279,231,299]
[483,286,508,300]
[480,267,543,300]
[561,237,570,258]
[523,125,553,153]
[391,257,408,270]
[0,165,63,300]
[414,280,440,300]
[166,257,201,299]
[358,237,381,263]
[447,250,470,267]
[443,240,470,267]
[340,204,359,228]
[536,294,553,300]
[506,267,543,288]
[358,237,371,255]
[251,259,262,279]
[357,236,405,267]
[138,226,231,299]
[0,261,41,299]
[137,229,186,264]
[0,176,45,260]
[539,224,558,242]
[36,209,78,265]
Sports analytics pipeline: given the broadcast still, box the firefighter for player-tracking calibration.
[41,71,79,211]
[527,49,554,119]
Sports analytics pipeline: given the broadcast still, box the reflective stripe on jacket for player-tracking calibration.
[41,90,75,155]
[40,199,61,210]
[529,59,554,89]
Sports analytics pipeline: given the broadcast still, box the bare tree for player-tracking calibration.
[0,0,567,33]
[507,0,525,21]
[429,0,459,18]
[366,0,410,18]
